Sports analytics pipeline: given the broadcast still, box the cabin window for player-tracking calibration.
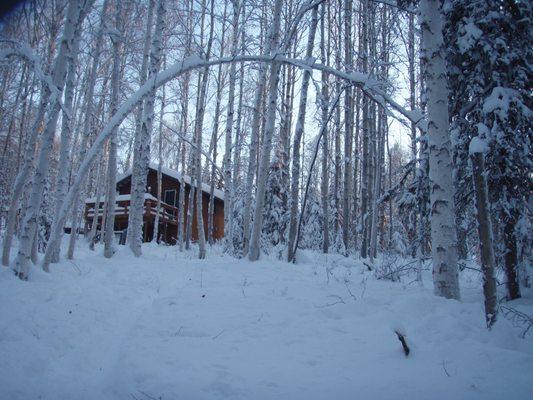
[164,189,176,206]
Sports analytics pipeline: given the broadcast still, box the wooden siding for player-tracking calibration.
[85,167,224,244]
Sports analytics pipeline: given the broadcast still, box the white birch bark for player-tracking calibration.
[193,0,216,259]
[50,0,106,262]
[1,85,47,266]
[222,0,241,253]
[420,0,460,300]
[241,21,269,257]
[127,0,155,171]
[320,1,330,254]
[15,0,90,278]
[66,74,108,261]
[369,112,384,264]
[177,1,192,252]
[286,6,318,262]
[207,3,228,245]
[103,0,123,258]
[1,20,62,266]
[360,0,370,259]
[88,151,105,249]
[248,0,284,261]
[342,0,354,254]
[152,59,166,244]
[128,0,166,256]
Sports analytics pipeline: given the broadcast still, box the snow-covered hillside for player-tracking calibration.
[1,244,532,400]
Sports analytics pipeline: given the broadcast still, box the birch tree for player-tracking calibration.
[103,0,123,258]
[223,0,241,254]
[248,0,284,261]
[15,0,92,279]
[419,0,460,300]
[128,0,165,257]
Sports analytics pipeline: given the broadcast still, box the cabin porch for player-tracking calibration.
[84,193,181,244]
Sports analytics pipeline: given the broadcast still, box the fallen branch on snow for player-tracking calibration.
[394,330,410,356]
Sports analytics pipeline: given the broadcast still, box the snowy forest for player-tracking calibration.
[0,0,531,398]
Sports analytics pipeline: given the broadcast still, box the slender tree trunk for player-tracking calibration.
[369,109,384,263]
[248,0,284,261]
[193,0,216,259]
[152,58,166,244]
[88,151,106,249]
[287,6,318,262]
[242,8,272,257]
[52,0,106,262]
[503,211,521,300]
[408,11,418,259]
[360,0,370,259]
[223,0,241,254]
[104,0,123,258]
[342,0,354,255]
[470,148,497,327]
[128,0,165,257]
[126,0,155,172]
[1,84,47,266]
[320,1,330,254]
[16,0,91,278]
[67,72,109,261]
[207,3,228,246]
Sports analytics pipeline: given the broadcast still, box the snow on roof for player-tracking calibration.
[116,163,225,201]
[85,193,157,204]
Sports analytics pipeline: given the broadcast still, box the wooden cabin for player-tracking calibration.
[84,164,225,244]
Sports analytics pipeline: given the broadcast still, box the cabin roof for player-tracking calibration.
[117,163,225,201]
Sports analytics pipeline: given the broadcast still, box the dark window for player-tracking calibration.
[164,189,176,206]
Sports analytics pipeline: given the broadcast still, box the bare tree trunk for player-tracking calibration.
[177,139,187,251]
[152,58,166,244]
[342,0,354,255]
[2,83,47,266]
[67,71,109,261]
[128,0,166,257]
[1,8,64,267]
[360,0,370,259]
[503,211,521,300]
[242,7,270,257]
[222,0,241,254]
[16,0,91,278]
[470,148,497,327]
[177,1,192,252]
[369,109,384,263]
[126,0,155,172]
[320,1,330,254]
[420,0,460,300]
[56,0,106,262]
[88,151,106,249]
[193,0,216,259]
[207,3,228,246]
[408,11,418,259]
[286,5,318,263]
[104,0,123,258]
[248,0,284,261]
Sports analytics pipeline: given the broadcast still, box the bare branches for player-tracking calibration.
[500,306,533,338]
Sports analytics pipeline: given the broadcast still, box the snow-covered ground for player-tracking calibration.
[1,242,532,400]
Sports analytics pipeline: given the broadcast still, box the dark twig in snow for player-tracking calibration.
[394,330,410,356]
[315,295,346,308]
[500,306,533,338]
[212,330,225,340]
[138,390,161,400]
[344,281,357,302]
[442,360,451,377]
